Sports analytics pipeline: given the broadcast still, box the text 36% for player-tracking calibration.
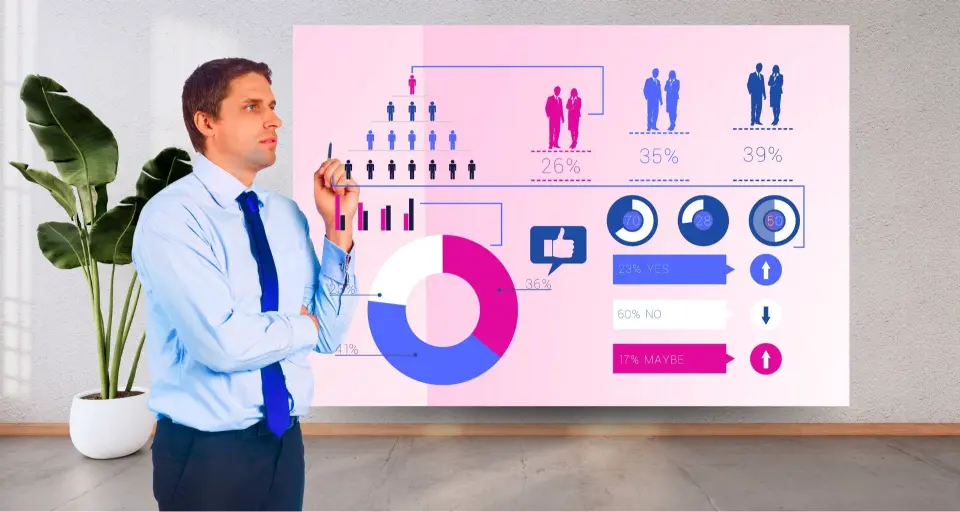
[525,278,552,290]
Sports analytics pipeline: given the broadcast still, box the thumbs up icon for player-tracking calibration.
[544,227,575,259]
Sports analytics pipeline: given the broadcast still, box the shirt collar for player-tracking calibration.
[191,152,269,209]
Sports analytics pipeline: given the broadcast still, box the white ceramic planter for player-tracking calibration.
[68,386,155,459]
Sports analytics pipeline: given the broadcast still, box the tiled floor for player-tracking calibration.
[2,436,960,510]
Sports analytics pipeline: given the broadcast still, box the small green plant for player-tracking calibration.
[8,74,192,399]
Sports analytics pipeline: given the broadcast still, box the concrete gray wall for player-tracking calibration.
[2,0,958,423]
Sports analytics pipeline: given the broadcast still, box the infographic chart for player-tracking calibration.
[292,25,850,406]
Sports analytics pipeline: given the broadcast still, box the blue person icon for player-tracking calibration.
[386,101,394,121]
[388,129,396,150]
[429,101,436,121]
[366,130,374,150]
[408,101,416,121]
[449,129,457,150]
[408,129,416,150]
[429,130,437,150]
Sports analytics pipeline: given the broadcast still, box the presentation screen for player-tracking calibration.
[292,25,849,406]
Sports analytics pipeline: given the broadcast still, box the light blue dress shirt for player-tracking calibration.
[131,152,358,432]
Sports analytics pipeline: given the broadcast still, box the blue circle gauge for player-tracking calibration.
[678,195,729,246]
[607,195,658,246]
[749,195,800,246]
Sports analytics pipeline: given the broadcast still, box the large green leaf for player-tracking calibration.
[9,161,77,219]
[37,222,85,269]
[19,74,119,187]
[137,147,192,200]
[89,196,147,264]
[77,184,108,225]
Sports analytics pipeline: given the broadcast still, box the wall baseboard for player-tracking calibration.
[1,423,960,437]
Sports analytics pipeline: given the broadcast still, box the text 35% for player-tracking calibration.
[743,146,783,163]
[542,157,581,174]
[640,148,679,164]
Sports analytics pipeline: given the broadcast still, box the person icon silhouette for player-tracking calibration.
[408,74,417,95]
[566,88,582,148]
[449,159,456,179]
[664,70,680,131]
[428,159,437,180]
[449,129,457,150]
[643,68,662,131]
[366,130,374,150]
[345,159,352,180]
[366,159,374,180]
[748,63,766,126]
[388,159,396,180]
[428,130,437,150]
[545,86,564,148]
[388,130,396,150]
[768,65,783,125]
[408,101,416,122]
[468,159,476,180]
[428,101,437,121]
[408,130,416,150]
[386,101,394,121]
[408,159,416,179]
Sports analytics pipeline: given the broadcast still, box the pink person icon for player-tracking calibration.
[408,74,416,95]
[544,86,565,149]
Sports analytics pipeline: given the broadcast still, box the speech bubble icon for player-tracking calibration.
[529,225,587,275]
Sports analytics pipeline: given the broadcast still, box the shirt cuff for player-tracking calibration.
[320,236,355,285]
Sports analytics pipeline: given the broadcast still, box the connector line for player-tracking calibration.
[409,65,605,115]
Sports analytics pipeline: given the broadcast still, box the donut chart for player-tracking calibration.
[749,195,800,246]
[678,195,730,246]
[366,235,519,385]
[606,195,658,246]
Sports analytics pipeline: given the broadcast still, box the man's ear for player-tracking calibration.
[194,111,215,139]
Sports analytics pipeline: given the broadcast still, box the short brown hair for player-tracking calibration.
[181,58,272,153]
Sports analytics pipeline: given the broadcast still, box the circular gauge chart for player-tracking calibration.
[606,195,658,246]
[678,195,729,246]
[749,195,800,246]
[366,235,519,385]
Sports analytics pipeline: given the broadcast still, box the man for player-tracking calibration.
[747,62,766,126]
[643,68,662,131]
[131,57,359,511]
[544,86,564,148]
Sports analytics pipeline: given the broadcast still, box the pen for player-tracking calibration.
[327,142,332,160]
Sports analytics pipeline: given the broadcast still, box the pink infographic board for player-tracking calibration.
[292,25,849,406]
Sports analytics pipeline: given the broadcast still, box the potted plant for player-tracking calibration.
[9,74,192,459]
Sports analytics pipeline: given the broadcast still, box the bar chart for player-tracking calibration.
[337,195,416,232]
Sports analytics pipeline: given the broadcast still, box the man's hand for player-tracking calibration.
[301,305,319,332]
[314,158,358,252]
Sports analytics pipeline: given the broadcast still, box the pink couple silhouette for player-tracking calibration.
[544,86,582,149]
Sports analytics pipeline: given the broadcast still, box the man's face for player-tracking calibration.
[205,72,282,170]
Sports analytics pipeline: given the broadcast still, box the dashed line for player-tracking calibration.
[628,131,691,135]
[530,150,592,153]
[731,127,794,131]
[628,178,691,182]
[530,178,593,182]
[732,178,794,182]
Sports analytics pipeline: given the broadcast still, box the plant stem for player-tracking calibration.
[82,187,108,399]
[110,272,137,398]
[106,262,116,373]
[125,332,146,393]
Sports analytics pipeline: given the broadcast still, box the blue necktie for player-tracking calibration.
[237,190,290,438]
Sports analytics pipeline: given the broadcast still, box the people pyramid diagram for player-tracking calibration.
[361,73,474,181]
